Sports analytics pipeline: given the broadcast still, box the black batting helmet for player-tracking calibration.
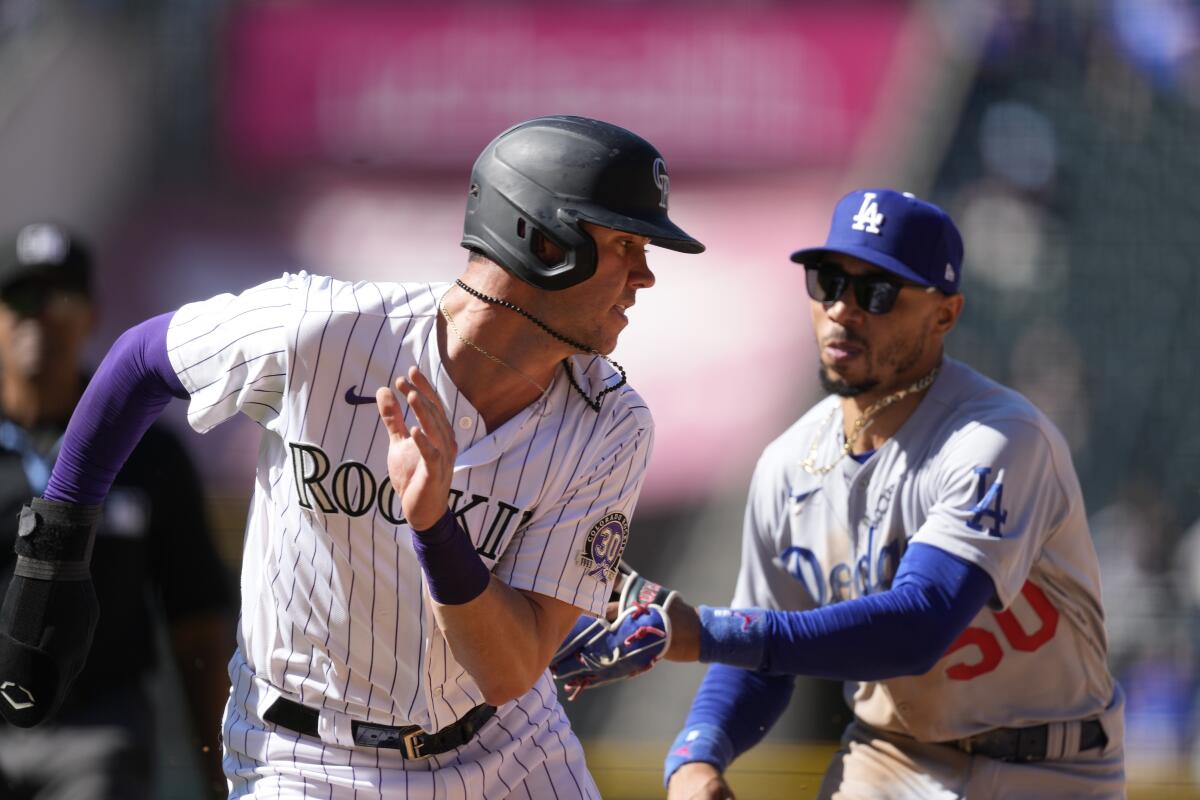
[461,115,705,290]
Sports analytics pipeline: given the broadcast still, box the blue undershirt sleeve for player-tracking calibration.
[699,543,996,681]
[663,664,794,786]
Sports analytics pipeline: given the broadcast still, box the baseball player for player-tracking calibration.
[553,190,1125,799]
[0,116,704,798]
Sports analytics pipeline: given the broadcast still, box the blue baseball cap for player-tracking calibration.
[790,188,964,294]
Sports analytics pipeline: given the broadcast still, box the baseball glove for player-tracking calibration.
[551,562,677,699]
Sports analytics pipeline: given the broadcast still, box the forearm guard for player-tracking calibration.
[0,498,101,727]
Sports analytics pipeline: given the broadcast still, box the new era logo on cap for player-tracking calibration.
[791,188,965,294]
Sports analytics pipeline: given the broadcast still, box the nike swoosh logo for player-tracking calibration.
[344,385,376,405]
[791,488,820,504]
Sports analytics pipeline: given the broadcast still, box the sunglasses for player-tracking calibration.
[803,262,935,315]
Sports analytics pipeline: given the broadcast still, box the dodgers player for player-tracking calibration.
[0,116,704,797]
[662,190,1124,799]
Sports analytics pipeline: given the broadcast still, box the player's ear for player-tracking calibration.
[933,293,964,335]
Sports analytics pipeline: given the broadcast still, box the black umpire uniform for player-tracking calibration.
[0,224,233,798]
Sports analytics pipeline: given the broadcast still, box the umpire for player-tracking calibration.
[0,223,233,799]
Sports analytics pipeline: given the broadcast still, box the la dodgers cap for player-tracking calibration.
[790,188,964,294]
[0,222,91,295]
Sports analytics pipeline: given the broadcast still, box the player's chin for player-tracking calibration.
[593,338,619,356]
[818,364,875,398]
[592,326,623,355]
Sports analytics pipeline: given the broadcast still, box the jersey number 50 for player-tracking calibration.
[941,580,1059,680]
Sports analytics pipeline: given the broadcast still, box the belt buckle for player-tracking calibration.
[402,728,428,760]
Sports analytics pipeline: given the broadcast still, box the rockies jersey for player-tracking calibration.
[165,273,651,740]
[733,357,1116,742]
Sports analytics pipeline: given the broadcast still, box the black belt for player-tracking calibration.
[953,719,1107,762]
[263,696,496,759]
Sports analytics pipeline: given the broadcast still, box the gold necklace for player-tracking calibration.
[800,366,940,476]
[439,297,548,395]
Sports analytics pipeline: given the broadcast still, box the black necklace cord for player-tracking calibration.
[453,279,627,412]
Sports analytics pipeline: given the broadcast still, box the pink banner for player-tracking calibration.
[223,3,918,173]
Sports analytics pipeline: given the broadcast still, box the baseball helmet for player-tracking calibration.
[461,115,705,290]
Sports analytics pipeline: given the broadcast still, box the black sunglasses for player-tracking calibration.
[803,262,934,315]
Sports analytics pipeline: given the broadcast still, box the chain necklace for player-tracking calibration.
[439,296,548,395]
[454,279,627,412]
[801,366,941,476]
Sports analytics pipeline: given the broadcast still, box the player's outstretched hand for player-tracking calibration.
[377,366,457,531]
[667,763,735,800]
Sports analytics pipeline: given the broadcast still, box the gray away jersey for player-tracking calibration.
[165,273,652,740]
[733,357,1116,742]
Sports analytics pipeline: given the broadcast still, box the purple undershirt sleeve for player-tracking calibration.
[42,312,188,506]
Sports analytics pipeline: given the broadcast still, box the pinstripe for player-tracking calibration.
[546,409,608,584]
[472,735,513,794]
[295,285,335,434]
[173,280,293,325]
[532,683,587,799]
[403,296,439,722]
[290,286,341,715]
[573,432,647,606]
[335,286,388,706]
[492,717,531,778]
[188,350,286,395]
[276,279,311,443]
[169,302,293,352]
[564,438,635,604]
[361,284,415,717]
[177,325,285,374]
[508,399,570,569]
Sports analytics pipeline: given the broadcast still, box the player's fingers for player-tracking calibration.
[409,427,444,469]
[395,378,439,440]
[410,368,456,441]
[399,382,454,447]
[376,386,410,440]
[407,365,438,399]
[406,389,456,455]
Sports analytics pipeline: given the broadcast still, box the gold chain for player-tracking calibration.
[439,296,548,395]
[800,366,941,476]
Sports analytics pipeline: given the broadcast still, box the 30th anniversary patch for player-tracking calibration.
[576,512,629,583]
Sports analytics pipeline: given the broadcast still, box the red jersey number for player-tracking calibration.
[942,581,1059,681]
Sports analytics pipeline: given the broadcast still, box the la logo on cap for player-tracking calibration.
[850,192,884,235]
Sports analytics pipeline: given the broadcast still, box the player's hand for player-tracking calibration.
[377,366,457,531]
[667,762,735,800]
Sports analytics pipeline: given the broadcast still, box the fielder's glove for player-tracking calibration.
[551,562,677,699]
[0,498,101,727]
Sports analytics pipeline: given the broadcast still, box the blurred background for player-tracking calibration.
[2,0,1199,797]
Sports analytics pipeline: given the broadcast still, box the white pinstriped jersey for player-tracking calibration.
[165,273,651,789]
[733,358,1120,745]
